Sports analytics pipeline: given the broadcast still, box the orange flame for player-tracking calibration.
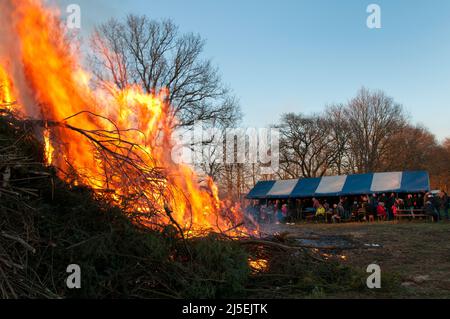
[0,64,14,108]
[43,122,54,165]
[248,257,269,272]
[0,0,254,237]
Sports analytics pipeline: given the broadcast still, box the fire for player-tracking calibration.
[43,122,54,165]
[0,65,13,108]
[248,257,269,272]
[0,0,252,237]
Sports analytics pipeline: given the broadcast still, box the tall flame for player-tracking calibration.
[0,64,14,108]
[0,0,251,236]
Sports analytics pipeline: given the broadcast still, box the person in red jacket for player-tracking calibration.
[392,200,399,217]
[377,202,387,221]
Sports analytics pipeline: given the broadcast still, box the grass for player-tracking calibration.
[267,222,450,298]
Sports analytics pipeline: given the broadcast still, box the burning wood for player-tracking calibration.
[248,257,269,273]
[0,0,256,237]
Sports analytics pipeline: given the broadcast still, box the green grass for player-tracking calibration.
[266,222,450,298]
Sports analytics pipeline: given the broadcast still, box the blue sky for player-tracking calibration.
[55,0,450,141]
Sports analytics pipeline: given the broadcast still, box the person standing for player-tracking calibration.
[296,199,303,220]
[252,201,260,221]
[413,194,419,209]
[369,194,378,221]
[424,197,439,222]
[439,192,449,220]
[386,193,396,221]
[323,200,330,212]
[342,197,351,220]
[392,199,399,218]
[377,202,387,221]
[417,193,424,208]
[312,197,321,213]
[337,200,346,220]
[351,201,359,220]
[447,193,450,220]
[266,201,274,224]
[259,204,267,223]
[379,193,387,205]
[276,200,283,224]
[447,193,450,219]
[405,194,414,210]
[281,201,288,223]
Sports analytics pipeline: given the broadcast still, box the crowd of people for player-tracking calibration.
[245,191,450,224]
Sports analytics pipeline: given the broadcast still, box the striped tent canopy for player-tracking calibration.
[246,171,430,199]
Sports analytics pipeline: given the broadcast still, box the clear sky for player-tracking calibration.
[55,0,450,141]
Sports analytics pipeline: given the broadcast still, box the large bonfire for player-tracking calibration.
[0,0,250,237]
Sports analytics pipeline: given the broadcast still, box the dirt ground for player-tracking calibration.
[262,221,450,298]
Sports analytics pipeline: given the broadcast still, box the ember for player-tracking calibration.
[248,257,269,272]
[0,0,252,237]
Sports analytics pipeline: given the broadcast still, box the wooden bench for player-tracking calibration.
[395,209,433,221]
[304,213,328,223]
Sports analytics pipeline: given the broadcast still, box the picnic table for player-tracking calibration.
[395,209,432,221]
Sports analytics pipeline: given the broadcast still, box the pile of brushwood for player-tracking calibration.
[0,109,370,299]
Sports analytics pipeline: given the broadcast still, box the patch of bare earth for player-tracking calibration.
[261,221,450,298]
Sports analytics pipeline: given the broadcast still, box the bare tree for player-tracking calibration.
[271,88,447,194]
[325,104,352,175]
[89,16,240,129]
[277,113,343,178]
[344,87,407,173]
[219,128,261,201]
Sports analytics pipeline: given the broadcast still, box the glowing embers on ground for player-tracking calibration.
[312,248,347,261]
[0,0,251,237]
[248,257,269,273]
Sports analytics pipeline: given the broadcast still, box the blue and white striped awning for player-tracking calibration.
[246,171,430,199]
